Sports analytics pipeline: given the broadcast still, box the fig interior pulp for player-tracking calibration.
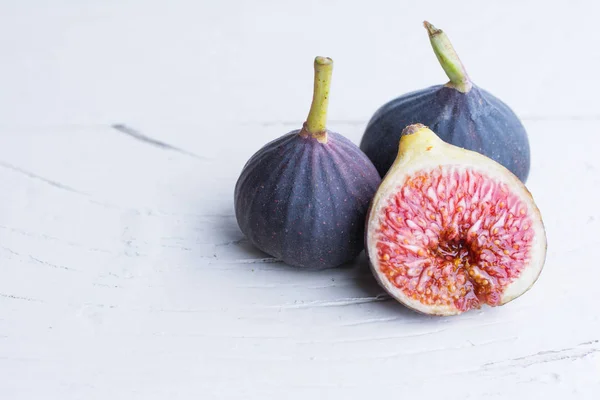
[366,124,546,316]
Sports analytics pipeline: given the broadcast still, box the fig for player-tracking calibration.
[365,124,546,316]
[360,21,531,182]
[235,57,381,269]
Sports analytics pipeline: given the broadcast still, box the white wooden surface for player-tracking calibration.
[1,1,599,399]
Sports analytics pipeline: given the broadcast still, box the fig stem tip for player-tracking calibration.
[424,21,472,93]
[304,56,333,140]
[423,21,441,36]
[402,123,428,136]
[315,56,333,66]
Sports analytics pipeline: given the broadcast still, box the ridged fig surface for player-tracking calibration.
[360,85,531,182]
[235,130,381,269]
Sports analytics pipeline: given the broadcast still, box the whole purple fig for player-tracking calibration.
[235,57,381,269]
[360,22,531,182]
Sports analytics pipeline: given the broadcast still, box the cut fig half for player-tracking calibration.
[366,124,546,316]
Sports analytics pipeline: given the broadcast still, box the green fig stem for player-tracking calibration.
[424,21,472,93]
[303,56,333,143]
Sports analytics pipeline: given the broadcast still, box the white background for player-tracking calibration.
[1,1,599,399]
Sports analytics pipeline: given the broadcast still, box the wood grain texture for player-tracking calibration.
[1,1,599,399]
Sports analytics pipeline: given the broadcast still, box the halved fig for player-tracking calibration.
[365,124,546,316]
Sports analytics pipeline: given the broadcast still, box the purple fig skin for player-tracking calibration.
[235,129,381,269]
[360,85,531,182]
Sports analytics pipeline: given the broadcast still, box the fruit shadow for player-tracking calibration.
[349,252,425,320]
[204,203,330,268]
[207,204,334,266]
[207,209,276,262]
[203,205,425,320]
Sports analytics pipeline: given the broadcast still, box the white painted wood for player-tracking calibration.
[0,1,598,399]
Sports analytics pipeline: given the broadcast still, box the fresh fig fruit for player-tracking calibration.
[360,21,531,182]
[365,124,546,316]
[235,57,381,269]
